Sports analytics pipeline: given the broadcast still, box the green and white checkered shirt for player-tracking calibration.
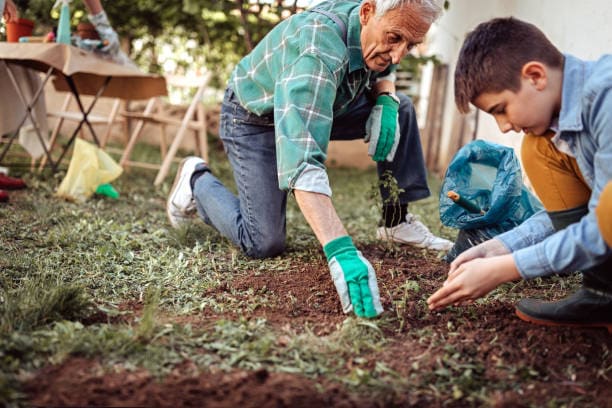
[230,0,393,196]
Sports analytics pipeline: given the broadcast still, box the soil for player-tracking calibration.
[25,244,611,407]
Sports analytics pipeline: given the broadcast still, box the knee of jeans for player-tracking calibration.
[246,236,286,259]
[397,92,415,111]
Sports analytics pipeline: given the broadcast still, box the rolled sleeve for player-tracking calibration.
[274,52,340,193]
[496,210,555,252]
[513,245,556,280]
[292,165,332,196]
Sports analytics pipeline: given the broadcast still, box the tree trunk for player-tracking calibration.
[236,0,254,52]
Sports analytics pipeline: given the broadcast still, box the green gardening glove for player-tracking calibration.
[365,93,400,162]
[324,235,383,318]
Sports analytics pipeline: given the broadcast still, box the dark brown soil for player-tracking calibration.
[25,244,612,407]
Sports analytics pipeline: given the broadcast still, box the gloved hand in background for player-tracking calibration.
[324,235,384,318]
[87,10,120,55]
[365,93,400,162]
[85,10,134,67]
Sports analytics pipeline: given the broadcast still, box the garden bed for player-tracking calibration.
[1,149,610,407]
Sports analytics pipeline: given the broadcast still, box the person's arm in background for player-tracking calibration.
[3,0,19,22]
[81,0,119,54]
[82,0,103,14]
[80,0,134,66]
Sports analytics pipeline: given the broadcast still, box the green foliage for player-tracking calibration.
[399,53,441,77]
[0,274,91,334]
[15,1,442,91]
[18,0,304,85]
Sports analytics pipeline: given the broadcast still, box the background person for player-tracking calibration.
[427,17,612,332]
[79,0,133,66]
[167,0,450,318]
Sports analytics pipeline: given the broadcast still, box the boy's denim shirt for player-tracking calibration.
[497,54,612,279]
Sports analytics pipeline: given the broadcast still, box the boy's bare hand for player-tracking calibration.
[449,238,509,275]
[427,254,520,311]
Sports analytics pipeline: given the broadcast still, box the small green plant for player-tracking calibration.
[135,287,161,341]
[369,170,405,252]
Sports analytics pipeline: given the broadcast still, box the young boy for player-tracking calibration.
[427,17,612,332]
[597,182,612,247]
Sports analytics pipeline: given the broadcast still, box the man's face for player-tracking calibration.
[359,1,431,72]
[473,77,557,136]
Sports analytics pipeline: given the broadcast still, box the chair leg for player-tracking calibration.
[154,111,198,186]
[120,98,156,168]
[122,100,132,145]
[154,77,209,186]
[160,124,168,159]
[38,116,64,171]
[38,94,72,171]
[100,98,121,148]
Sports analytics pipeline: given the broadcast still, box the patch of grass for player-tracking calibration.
[0,274,91,334]
[1,141,607,408]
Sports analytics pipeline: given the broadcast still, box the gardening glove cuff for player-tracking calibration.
[365,94,400,162]
[324,235,383,318]
[88,11,120,56]
[87,11,135,67]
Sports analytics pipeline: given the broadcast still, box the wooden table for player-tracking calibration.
[0,42,167,171]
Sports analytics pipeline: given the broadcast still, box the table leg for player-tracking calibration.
[0,62,56,171]
[54,75,112,166]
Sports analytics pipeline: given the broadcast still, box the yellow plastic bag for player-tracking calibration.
[56,138,123,203]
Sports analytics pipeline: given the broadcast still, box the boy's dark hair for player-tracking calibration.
[454,17,564,113]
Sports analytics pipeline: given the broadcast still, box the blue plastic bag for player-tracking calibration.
[439,140,543,260]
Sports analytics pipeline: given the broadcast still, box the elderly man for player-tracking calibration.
[167,0,449,318]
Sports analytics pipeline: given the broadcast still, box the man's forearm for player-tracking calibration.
[372,79,396,97]
[294,189,347,246]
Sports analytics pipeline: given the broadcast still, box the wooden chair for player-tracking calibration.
[40,93,125,169]
[119,72,212,186]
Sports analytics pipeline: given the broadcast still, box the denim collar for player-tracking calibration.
[558,54,594,133]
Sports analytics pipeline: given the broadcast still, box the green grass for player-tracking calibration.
[1,140,606,407]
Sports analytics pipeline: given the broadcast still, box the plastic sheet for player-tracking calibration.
[56,138,122,203]
[439,140,543,261]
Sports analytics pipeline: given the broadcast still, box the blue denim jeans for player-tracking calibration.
[193,87,430,258]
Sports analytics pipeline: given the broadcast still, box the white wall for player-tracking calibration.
[422,0,612,169]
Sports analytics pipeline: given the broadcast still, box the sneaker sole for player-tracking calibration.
[515,309,612,333]
[166,157,193,228]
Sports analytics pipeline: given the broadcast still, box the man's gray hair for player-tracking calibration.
[373,0,441,24]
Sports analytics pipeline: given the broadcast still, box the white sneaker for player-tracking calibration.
[167,156,205,228]
[376,213,453,251]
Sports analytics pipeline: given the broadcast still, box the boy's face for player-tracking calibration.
[473,64,560,136]
[359,1,430,72]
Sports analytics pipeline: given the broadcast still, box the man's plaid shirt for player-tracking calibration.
[230,0,393,196]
